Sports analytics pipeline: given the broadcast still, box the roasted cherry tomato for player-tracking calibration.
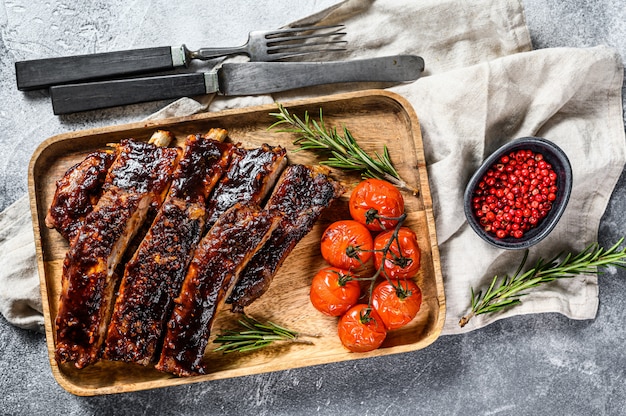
[337,304,387,352]
[371,279,422,330]
[349,179,405,231]
[320,220,373,270]
[374,227,421,279]
[310,267,360,317]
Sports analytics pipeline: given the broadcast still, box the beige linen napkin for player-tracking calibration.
[393,46,625,333]
[1,0,624,337]
[0,196,43,332]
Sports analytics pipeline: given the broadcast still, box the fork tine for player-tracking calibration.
[263,24,346,38]
[266,49,348,61]
[267,39,348,53]
[263,23,347,60]
[267,41,348,61]
[244,24,348,61]
[265,31,347,47]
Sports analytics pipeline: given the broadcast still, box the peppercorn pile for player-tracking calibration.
[471,149,558,239]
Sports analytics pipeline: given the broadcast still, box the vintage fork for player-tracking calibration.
[15,24,347,91]
[186,24,347,62]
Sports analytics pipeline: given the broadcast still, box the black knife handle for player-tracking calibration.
[50,73,206,115]
[15,46,181,91]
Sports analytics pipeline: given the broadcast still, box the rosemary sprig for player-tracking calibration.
[269,104,419,195]
[213,315,316,354]
[459,238,626,327]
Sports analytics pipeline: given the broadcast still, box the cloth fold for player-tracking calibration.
[1,0,624,337]
[0,196,43,332]
[404,46,625,333]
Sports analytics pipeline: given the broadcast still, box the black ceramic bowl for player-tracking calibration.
[463,137,573,250]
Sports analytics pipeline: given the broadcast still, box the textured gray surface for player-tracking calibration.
[1,0,626,415]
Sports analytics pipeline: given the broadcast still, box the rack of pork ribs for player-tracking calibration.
[47,129,344,377]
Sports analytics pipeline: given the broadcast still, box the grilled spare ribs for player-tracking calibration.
[45,150,115,241]
[204,143,287,228]
[104,129,232,365]
[55,138,180,369]
[228,165,344,312]
[156,204,281,377]
[45,130,175,241]
[50,128,345,375]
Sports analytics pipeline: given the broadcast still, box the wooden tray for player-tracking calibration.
[29,90,445,396]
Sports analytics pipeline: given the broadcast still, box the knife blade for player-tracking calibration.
[49,55,424,115]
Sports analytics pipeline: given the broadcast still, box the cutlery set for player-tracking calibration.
[15,25,425,114]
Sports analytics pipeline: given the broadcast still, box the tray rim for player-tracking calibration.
[28,89,446,396]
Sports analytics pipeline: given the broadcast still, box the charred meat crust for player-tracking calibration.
[204,143,287,228]
[104,130,231,365]
[55,140,180,369]
[51,132,345,375]
[45,150,115,241]
[227,165,345,311]
[103,139,179,201]
[46,131,175,243]
[156,204,281,377]
[55,192,149,368]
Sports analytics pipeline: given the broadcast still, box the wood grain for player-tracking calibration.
[28,90,445,396]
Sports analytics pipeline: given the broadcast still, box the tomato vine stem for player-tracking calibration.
[344,212,415,311]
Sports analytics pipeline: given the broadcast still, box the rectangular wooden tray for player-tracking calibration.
[29,90,445,396]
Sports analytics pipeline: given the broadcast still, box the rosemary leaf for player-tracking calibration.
[459,238,626,327]
[213,316,315,354]
[269,104,419,195]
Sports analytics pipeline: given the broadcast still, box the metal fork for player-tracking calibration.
[15,24,347,91]
[186,24,347,62]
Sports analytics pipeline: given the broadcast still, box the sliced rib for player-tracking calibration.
[104,129,232,365]
[45,130,175,242]
[156,204,281,377]
[204,143,287,228]
[228,165,345,312]
[45,150,115,241]
[55,138,180,369]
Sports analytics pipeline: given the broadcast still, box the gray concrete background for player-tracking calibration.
[1,1,626,415]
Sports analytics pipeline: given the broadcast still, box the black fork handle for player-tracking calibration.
[15,46,183,91]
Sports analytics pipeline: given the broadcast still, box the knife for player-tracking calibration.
[49,55,424,115]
